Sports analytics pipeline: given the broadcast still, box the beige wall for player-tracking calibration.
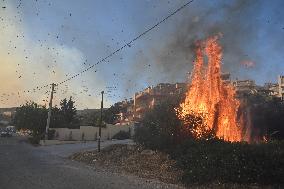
[52,123,134,141]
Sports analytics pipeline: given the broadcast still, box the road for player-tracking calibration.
[0,136,183,189]
[38,139,135,158]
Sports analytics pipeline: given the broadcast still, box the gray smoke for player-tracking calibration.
[152,0,262,79]
[124,0,263,94]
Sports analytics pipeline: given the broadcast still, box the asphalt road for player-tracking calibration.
[0,136,182,189]
[38,139,135,158]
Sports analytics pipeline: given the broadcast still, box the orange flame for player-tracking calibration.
[177,36,243,142]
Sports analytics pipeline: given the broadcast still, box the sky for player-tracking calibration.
[0,0,284,109]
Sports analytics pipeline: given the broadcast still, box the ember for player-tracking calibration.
[177,36,244,142]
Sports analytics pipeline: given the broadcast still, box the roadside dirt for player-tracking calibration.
[70,144,184,185]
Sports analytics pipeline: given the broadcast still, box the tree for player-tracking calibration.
[58,97,79,128]
[14,97,80,134]
[49,106,64,128]
[103,102,126,124]
[14,102,47,137]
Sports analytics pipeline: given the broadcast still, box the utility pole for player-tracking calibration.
[98,91,104,152]
[45,83,56,140]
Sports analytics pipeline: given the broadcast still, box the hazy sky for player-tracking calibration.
[0,0,284,109]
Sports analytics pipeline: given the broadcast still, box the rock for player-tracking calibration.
[141,149,155,155]
[126,144,135,151]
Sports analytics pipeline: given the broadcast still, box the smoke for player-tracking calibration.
[159,0,263,77]
[2,0,282,107]
[125,0,264,91]
[0,4,107,109]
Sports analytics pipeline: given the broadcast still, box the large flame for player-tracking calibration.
[177,36,243,142]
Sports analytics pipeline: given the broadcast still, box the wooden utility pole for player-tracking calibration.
[45,83,56,140]
[98,91,104,152]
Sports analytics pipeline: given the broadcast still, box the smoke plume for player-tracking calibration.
[125,0,275,93]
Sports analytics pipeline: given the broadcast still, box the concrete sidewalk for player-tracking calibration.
[38,139,134,157]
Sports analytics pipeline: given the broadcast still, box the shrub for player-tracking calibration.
[171,139,284,185]
[28,134,43,145]
[112,130,130,140]
[134,98,186,151]
[48,130,55,140]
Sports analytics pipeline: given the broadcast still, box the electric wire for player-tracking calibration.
[1,0,195,104]
[55,0,195,86]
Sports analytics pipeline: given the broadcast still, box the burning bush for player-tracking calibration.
[134,36,284,186]
[179,113,217,140]
[177,36,244,142]
[134,98,284,186]
[134,93,219,151]
[134,94,284,186]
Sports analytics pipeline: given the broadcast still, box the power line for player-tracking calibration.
[1,0,195,103]
[0,84,51,104]
[56,0,195,86]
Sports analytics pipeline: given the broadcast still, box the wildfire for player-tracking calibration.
[177,36,243,142]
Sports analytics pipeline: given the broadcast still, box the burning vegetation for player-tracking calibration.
[177,36,244,142]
